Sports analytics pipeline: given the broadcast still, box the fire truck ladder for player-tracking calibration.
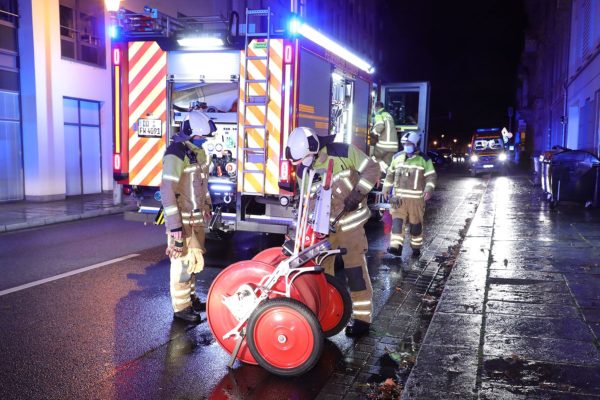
[241,7,271,196]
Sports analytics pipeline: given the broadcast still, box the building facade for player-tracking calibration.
[517,0,600,160]
[0,0,377,202]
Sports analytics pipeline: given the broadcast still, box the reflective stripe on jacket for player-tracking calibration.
[373,109,397,151]
[311,143,379,231]
[161,141,211,231]
[382,151,437,198]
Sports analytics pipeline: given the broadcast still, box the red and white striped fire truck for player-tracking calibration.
[111,8,377,235]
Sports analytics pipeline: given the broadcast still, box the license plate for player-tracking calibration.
[138,119,162,138]
[483,164,494,169]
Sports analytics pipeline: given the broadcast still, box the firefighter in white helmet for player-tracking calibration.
[286,127,380,336]
[161,110,216,322]
[382,130,436,258]
[371,102,398,173]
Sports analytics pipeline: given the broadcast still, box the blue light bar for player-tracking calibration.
[289,20,374,73]
[210,184,234,193]
[476,128,501,133]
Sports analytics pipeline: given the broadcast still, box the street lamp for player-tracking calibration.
[441,134,445,138]
[433,140,438,146]
[105,0,121,12]
[453,138,457,143]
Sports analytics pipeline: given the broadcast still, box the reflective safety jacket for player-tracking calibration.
[161,141,211,231]
[373,108,397,152]
[382,151,437,199]
[311,143,379,232]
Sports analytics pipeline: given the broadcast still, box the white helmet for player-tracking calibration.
[285,127,320,166]
[401,130,421,146]
[182,110,217,137]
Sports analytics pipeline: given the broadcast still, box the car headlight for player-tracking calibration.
[470,155,478,162]
[498,153,507,161]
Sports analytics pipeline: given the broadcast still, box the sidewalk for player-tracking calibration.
[317,173,486,400]
[0,193,137,233]
[403,175,600,399]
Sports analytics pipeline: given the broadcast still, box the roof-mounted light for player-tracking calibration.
[177,36,225,50]
[104,0,121,12]
[289,20,374,73]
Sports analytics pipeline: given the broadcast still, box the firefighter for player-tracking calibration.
[371,102,397,174]
[286,127,380,336]
[161,110,216,322]
[382,131,436,258]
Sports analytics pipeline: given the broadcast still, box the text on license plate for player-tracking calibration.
[138,119,162,138]
[483,164,494,169]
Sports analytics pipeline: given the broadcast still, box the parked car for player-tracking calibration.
[436,148,453,163]
[427,150,450,169]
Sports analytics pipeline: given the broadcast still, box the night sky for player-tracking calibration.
[378,0,527,145]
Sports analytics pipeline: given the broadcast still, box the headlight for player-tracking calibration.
[498,153,507,161]
[470,155,478,162]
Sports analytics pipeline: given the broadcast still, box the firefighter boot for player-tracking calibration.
[174,306,201,323]
[191,293,206,312]
[345,319,371,337]
[411,248,421,258]
[387,246,402,257]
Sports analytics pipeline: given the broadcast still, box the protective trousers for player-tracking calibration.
[321,225,373,323]
[372,147,395,174]
[168,225,206,312]
[390,198,425,250]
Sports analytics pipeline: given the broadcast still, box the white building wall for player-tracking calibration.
[19,0,113,200]
[566,0,600,155]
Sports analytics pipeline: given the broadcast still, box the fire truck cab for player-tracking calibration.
[110,8,376,235]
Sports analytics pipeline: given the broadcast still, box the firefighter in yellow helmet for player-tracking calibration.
[382,131,436,258]
[286,127,380,336]
[372,102,398,174]
[161,110,216,322]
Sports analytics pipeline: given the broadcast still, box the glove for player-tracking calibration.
[185,248,205,274]
[390,196,401,208]
[344,189,364,212]
[166,238,184,258]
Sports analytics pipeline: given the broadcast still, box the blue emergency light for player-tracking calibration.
[286,16,373,73]
[476,128,501,133]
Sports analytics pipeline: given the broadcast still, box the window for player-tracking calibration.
[0,0,22,202]
[0,0,18,92]
[473,138,504,151]
[59,0,105,67]
[385,91,419,126]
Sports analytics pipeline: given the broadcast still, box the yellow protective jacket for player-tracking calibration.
[311,143,379,232]
[373,108,397,152]
[161,141,211,231]
[382,151,437,199]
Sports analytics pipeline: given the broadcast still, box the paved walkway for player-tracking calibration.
[403,175,600,399]
[0,193,136,233]
[318,173,487,399]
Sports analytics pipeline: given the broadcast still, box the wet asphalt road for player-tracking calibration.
[0,167,481,400]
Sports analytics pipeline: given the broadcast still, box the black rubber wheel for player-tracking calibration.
[322,274,353,337]
[246,298,323,377]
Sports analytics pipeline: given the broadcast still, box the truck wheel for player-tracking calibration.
[470,170,477,177]
[320,275,352,337]
[247,298,323,377]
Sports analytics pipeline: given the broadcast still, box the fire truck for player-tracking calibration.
[111,7,377,235]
